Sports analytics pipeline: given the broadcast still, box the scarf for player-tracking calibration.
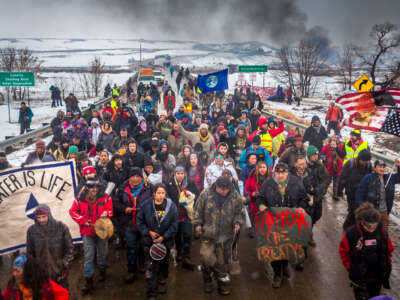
[122,112,128,120]
[130,182,144,197]
[198,130,209,142]
[172,130,180,138]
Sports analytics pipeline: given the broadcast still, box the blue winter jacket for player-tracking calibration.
[239,164,255,183]
[239,145,272,169]
[136,197,179,248]
[355,167,400,213]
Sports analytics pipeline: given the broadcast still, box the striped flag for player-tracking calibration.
[336,88,400,132]
[380,109,400,137]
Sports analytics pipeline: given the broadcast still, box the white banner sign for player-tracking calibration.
[0,160,79,254]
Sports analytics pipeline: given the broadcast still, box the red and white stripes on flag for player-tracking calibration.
[336,88,400,132]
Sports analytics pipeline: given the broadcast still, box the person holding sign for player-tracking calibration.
[256,162,310,288]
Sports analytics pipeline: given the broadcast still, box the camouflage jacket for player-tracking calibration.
[193,183,244,242]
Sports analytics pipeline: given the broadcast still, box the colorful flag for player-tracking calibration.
[197,69,228,93]
[380,109,400,137]
[336,88,400,132]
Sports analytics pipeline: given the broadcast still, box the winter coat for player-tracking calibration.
[320,144,344,176]
[113,113,138,136]
[102,106,114,117]
[308,160,330,198]
[151,153,176,181]
[238,145,272,169]
[132,124,152,148]
[249,111,261,132]
[248,119,285,153]
[239,164,255,183]
[167,130,187,157]
[187,166,206,191]
[303,125,328,151]
[89,123,102,145]
[279,146,306,169]
[337,159,372,210]
[192,183,244,241]
[2,279,69,300]
[136,197,179,248]
[18,107,33,125]
[119,182,153,229]
[23,151,56,166]
[245,171,268,216]
[325,106,343,123]
[256,174,310,214]
[69,190,113,236]
[339,224,393,287]
[110,136,129,153]
[98,126,117,150]
[272,133,285,158]
[164,93,176,110]
[204,160,238,189]
[124,148,149,170]
[355,167,400,213]
[95,160,108,181]
[69,126,90,145]
[179,127,216,164]
[51,117,63,138]
[166,176,200,222]
[290,168,319,198]
[26,212,74,282]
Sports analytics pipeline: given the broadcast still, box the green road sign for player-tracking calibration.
[0,72,35,87]
[238,65,268,72]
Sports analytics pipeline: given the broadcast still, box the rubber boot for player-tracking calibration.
[182,257,195,271]
[81,277,93,296]
[98,268,106,282]
[217,276,231,296]
[202,269,213,293]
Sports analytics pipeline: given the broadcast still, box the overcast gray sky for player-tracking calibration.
[1,0,399,46]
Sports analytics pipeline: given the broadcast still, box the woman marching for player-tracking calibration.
[136,184,179,300]
[185,153,206,191]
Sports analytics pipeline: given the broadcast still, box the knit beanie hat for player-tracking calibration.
[306,145,319,157]
[68,145,79,155]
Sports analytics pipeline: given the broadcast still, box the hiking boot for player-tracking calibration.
[295,263,304,271]
[217,277,231,296]
[282,264,291,279]
[229,260,241,275]
[98,268,106,282]
[182,257,195,271]
[81,277,93,296]
[272,274,282,288]
[124,273,137,284]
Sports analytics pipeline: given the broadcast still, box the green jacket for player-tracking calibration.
[193,183,244,242]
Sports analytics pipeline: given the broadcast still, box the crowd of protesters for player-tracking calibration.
[1,68,399,300]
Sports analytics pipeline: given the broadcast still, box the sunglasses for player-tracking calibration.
[275,168,288,173]
[215,155,224,159]
[87,184,100,189]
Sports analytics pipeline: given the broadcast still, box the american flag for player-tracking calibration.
[380,109,400,137]
[336,88,400,132]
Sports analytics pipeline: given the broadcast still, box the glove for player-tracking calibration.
[194,225,202,239]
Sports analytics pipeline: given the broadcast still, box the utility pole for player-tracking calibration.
[139,43,142,68]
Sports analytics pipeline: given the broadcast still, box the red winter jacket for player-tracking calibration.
[339,224,394,271]
[164,94,176,110]
[325,106,342,123]
[245,172,265,217]
[2,279,69,300]
[69,192,113,236]
[248,118,284,142]
[102,107,114,116]
[320,144,344,176]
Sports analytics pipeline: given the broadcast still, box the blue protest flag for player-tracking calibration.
[197,69,229,93]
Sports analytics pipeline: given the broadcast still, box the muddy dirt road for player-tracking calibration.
[1,191,398,300]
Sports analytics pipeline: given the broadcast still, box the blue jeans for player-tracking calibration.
[83,235,108,278]
[125,228,140,274]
